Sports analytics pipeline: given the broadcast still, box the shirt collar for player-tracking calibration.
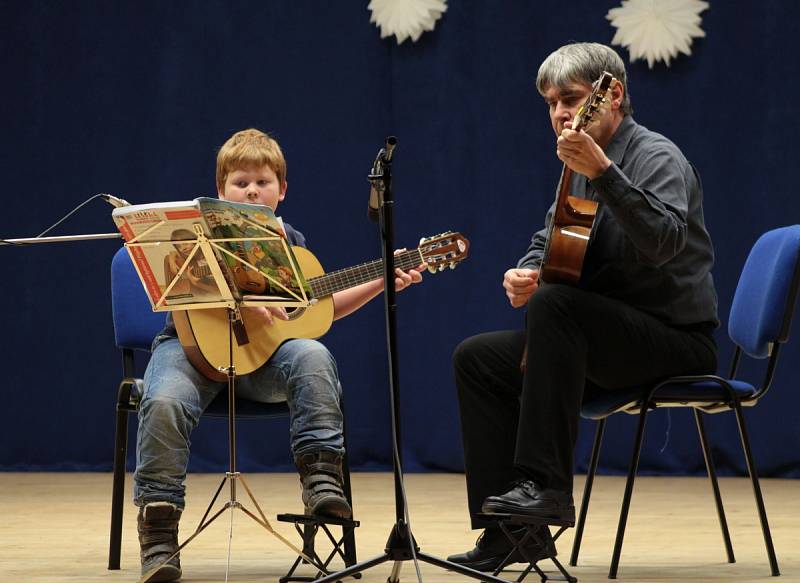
[603,115,636,165]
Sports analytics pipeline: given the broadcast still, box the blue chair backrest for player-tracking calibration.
[111,247,168,351]
[728,225,800,358]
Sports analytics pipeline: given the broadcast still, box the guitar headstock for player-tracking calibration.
[418,231,470,273]
[573,71,615,131]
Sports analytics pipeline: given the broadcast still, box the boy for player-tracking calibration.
[134,128,425,582]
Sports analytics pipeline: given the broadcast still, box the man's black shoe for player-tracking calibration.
[481,480,575,523]
[446,526,552,572]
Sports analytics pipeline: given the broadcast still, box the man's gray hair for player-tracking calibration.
[536,43,631,115]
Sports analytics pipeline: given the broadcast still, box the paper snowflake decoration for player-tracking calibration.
[607,0,709,68]
[368,0,447,44]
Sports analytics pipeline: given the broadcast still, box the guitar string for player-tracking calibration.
[314,253,419,295]
[309,251,420,297]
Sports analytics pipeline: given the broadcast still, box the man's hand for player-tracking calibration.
[242,306,289,326]
[503,268,540,307]
[556,122,611,179]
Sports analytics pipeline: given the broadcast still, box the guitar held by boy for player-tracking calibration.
[174,231,470,380]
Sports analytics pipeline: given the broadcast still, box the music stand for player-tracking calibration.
[122,217,325,583]
[313,138,512,583]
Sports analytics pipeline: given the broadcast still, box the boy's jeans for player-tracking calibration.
[133,337,344,509]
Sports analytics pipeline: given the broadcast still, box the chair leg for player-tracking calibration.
[108,400,130,570]
[109,350,136,571]
[341,454,357,567]
[341,525,357,567]
[733,404,780,576]
[570,418,606,566]
[608,404,649,579]
[694,409,735,563]
[340,411,357,566]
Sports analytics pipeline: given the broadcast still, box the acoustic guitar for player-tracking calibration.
[174,231,470,381]
[540,71,615,285]
[519,73,616,373]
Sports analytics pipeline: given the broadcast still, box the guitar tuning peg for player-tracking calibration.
[449,263,456,270]
[427,265,437,274]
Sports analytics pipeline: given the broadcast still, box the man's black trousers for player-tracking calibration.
[453,284,717,529]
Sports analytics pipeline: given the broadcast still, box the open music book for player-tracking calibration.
[112,197,311,311]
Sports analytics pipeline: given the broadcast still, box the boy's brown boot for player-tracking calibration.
[138,501,182,582]
[295,450,352,519]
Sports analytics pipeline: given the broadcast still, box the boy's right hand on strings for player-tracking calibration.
[503,268,540,308]
[243,306,289,326]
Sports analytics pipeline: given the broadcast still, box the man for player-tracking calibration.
[448,42,719,571]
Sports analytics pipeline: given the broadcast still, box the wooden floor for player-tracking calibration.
[1,472,797,582]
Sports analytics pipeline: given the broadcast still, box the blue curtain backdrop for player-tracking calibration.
[1,1,799,479]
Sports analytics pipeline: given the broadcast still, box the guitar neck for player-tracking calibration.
[308,248,423,298]
[543,161,572,235]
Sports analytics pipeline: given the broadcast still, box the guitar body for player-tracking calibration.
[173,246,334,381]
[540,195,598,285]
[171,231,470,381]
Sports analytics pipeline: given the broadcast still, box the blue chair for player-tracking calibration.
[570,225,800,578]
[107,246,356,572]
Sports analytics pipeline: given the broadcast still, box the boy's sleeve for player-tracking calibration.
[283,223,307,249]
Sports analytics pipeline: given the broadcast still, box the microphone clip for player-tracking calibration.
[99,193,132,208]
[367,137,397,221]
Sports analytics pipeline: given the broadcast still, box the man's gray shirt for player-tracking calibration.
[518,115,719,329]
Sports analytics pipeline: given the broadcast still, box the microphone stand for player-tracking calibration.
[0,193,130,246]
[0,232,122,246]
[313,138,510,583]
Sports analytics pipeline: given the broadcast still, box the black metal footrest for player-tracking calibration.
[276,513,361,583]
[475,513,577,583]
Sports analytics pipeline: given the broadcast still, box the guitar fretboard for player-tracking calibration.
[309,249,424,298]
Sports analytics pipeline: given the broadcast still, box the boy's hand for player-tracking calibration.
[394,264,426,292]
[242,305,289,326]
[503,268,540,307]
[393,248,426,292]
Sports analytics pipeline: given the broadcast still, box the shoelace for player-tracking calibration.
[511,478,538,495]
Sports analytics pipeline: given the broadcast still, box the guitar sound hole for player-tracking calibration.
[285,307,306,321]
